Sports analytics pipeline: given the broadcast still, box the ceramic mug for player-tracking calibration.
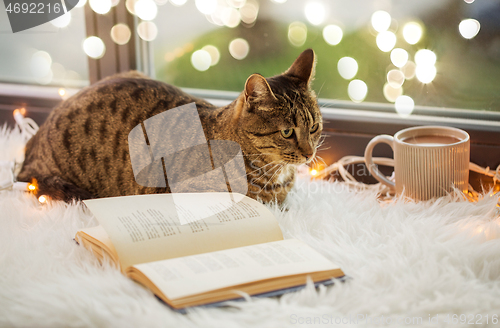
[364,126,470,200]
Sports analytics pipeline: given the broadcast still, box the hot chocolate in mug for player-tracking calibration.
[364,126,470,200]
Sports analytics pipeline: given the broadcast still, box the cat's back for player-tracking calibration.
[18,72,215,197]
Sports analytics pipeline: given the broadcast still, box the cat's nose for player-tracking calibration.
[302,153,313,160]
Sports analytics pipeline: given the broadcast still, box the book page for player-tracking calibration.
[82,193,283,269]
[129,239,342,301]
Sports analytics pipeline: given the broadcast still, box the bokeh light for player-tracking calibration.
[288,22,307,47]
[415,65,437,84]
[459,19,480,39]
[271,0,287,3]
[387,69,405,88]
[337,57,358,80]
[169,0,187,6]
[50,11,71,28]
[395,95,415,117]
[229,38,250,60]
[390,48,409,68]
[30,51,52,78]
[415,49,436,66]
[464,0,475,3]
[348,80,368,103]
[323,25,343,46]
[371,10,391,32]
[240,1,259,24]
[111,24,131,45]
[89,0,111,14]
[403,22,423,45]
[401,60,416,79]
[304,2,326,26]
[135,0,158,20]
[202,45,220,66]
[383,83,403,103]
[376,31,396,52]
[195,0,217,15]
[83,36,106,59]
[126,0,138,14]
[227,0,246,8]
[221,7,241,28]
[75,0,87,8]
[137,21,158,41]
[191,50,212,71]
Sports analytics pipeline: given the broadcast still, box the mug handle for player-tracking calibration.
[364,135,396,189]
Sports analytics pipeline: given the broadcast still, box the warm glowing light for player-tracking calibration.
[191,50,212,71]
[337,57,358,80]
[58,88,66,97]
[415,65,437,84]
[395,95,414,117]
[387,69,405,88]
[75,0,87,8]
[195,0,217,14]
[13,108,26,117]
[383,83,403,103]
[169,0,187,6]
[371,10,391,32]
[28,184,36,191]
[229,38,250,60]
[304,2,326,26]
[376,31,396,52]
[202,45,220,66]
[323,25,343,46]
[464,0,475,3]
[402,60,416,79]
[415,49,436,67]
[111,0,119,6]
[137,21,158,41]
[126,0,138,14]
[459,19,480,39]
[83,36,106,59]
[403,22,423,45]
[38,195,47,204]
[50,11,71,28]
[30,51,52,79]
[227,0,246,8]
[288,22,307,47]
[111,24,132,45]
[390,48,408,68]
[348,80,368,103]
[221,7,241,28]
[89,0,112,14]
[310,169,318,176]
[240,1,259,24]
[135,0,158,20]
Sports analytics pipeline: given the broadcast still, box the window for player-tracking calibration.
[0,2,89,87]
[150,0,500,114]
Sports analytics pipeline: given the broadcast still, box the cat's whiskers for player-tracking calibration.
[251,162,284,183]
[243,160,281,180]
[261,163,286,191]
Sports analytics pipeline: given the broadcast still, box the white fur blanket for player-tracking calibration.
[1,126,499,328]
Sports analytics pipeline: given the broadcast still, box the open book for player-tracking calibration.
[76,193,344,309]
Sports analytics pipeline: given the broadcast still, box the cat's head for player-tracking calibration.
[235,49,322,166]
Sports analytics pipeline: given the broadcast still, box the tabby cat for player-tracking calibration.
[18,49,323,204]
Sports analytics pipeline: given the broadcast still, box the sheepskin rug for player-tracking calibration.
[1,125,500,328]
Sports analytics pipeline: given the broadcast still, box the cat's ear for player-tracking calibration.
[244,74,276,101]
[285,48,316,85]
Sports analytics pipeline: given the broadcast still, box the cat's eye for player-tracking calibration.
[280,128,294,138]
[310,123,320,133]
